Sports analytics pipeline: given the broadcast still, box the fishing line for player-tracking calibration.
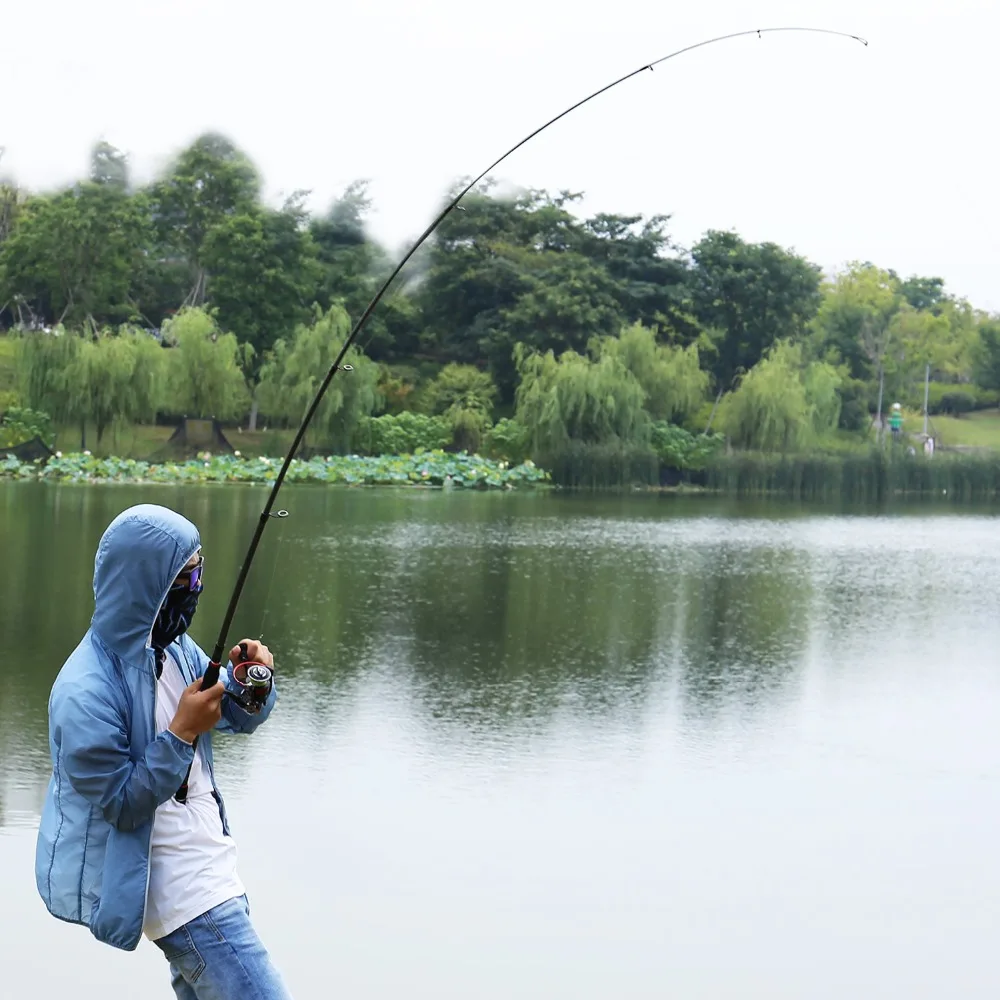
[202,25,868,688]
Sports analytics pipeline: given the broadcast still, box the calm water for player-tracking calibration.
[3,482,1000,998]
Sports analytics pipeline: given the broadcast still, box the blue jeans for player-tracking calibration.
[154,895,292,1000]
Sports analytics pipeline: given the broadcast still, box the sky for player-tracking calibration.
[4,0,999,310]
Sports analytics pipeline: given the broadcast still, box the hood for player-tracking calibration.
[91,504,201,665]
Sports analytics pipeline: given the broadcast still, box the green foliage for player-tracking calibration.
[483,417,531,465]
[595,322,708,423]
[199,198,321,372]
[256,306,380,451]
[810,263,901,381]
[706,450,1000,502]
[721,341,843,452]
[148,133,260,302]
[0,450,548,489]
[416,186,693,399]
[0,182,149,326]
[0,406,54,448]
[420,363,498,452]
[375,365,419,415]
[161,308,248,421]
[650,422,724,470]
[0,335,18,409]
[836,376,872,432]
[514,342,648,456]
[354,411,453,455]
[909,381,998,416]
[973,318,1000,393]
[689,230,822,388]
[65,328,166,443]
[539,440,659,488]
[16,330,81,424]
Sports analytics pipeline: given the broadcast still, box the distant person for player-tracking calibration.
[923,435,935,457]
[889,403,904,440]
[34,504,291,999]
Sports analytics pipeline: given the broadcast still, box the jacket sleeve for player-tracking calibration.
[183,636,278,735]
[57,687,195,833]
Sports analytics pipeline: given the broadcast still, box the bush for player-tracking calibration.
[838,376,872,431]
[354,411,453,455]
[0,406,55,448]
[650,422,724,470]
[913,382,998,416]
[483,417,530,465]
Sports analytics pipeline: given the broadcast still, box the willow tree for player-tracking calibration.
[594,322,709,424]
[162,308,249,421]
[514,342,648,452]
[256,305,380,453]
[16,329,81,425]
[64,329,166,445]
[722,340,842,452]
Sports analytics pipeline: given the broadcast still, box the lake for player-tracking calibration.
[2,481,1000,999]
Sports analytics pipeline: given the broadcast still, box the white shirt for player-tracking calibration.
[142,650,245,941]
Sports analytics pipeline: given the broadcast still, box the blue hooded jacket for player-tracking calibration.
[34,504,277,951]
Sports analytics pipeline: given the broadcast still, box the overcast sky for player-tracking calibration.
[4,0,998,310]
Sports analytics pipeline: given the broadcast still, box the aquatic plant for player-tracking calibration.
[0,450,549,489]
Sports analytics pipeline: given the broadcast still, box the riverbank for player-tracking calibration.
[8,447,1000,501]
[0,451,549,488]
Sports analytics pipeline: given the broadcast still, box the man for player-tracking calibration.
[35,503,292,999]
[889,402,904,440]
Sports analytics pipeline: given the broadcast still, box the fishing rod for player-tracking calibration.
[201,24,867,691]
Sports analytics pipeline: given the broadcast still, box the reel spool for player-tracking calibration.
[229,643,273,714]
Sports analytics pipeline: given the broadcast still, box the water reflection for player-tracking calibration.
[5,484,975,790]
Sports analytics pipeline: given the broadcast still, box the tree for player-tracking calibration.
[16,326,164,448]
[0,183,149,326]
[16,329,81,425]
[256,306,381,452]
[897,274,946,313]
[688,230,822,389]
[200,197,322,427]
[973,318,1000,392]
[309,181,424,363]
[420,363,498,452]
[161,308,249,421]
[595,322,708,424]
[64,329,165,445]
[721,340,842,452]
[90,141,130,190]
[513,342,648,454]
[811,263,901,382]
[148,133,260,306]
[416,185,694,401]
[577,212,695,339]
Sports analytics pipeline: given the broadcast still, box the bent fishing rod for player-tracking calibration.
[201,24,867,690]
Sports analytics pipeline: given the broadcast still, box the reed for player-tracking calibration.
[538,441,660,488]
[705,449,1000,501]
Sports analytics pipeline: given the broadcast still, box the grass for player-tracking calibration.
[924,409,1000,449]
[52,423,299,459]
[0,336,17,406]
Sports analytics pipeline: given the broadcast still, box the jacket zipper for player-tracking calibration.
[141,647,157,930]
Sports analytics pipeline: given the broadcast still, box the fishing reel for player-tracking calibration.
[228,642,273,714]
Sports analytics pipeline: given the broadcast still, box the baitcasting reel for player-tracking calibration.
[228,642,273,714]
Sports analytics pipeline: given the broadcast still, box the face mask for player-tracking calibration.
[152,586,201,651]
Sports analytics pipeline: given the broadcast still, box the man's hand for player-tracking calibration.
[230,639,274,670]
[169,679,226,744]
